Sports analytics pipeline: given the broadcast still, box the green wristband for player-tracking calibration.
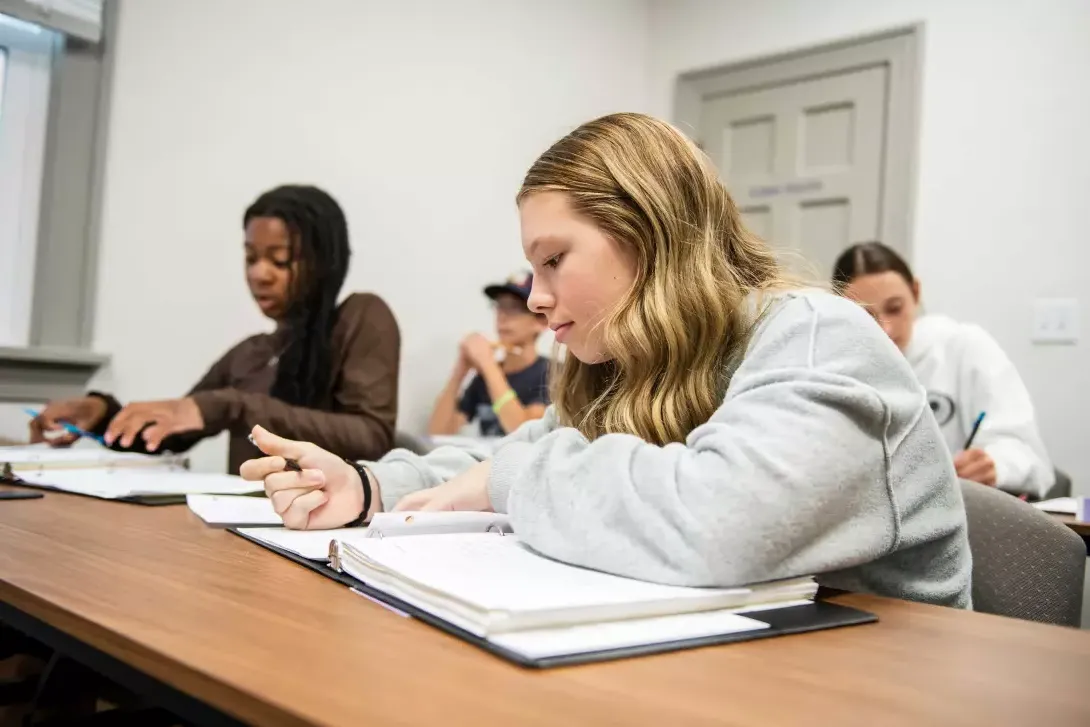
[492,389,517,414]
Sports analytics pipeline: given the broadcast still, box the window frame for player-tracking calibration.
[0,1,115,403]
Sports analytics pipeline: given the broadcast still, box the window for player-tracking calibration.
[0,3,113,403]
[0,12,56,347]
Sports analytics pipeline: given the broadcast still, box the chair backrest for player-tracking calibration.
[1043,468,1073,500]
[393,430,433,456]
[960,479,1086,627]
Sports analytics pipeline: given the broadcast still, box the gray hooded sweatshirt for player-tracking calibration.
[368,291,972,608]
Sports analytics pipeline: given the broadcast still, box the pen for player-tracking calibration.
[247,433,302,472]
[963,411,986,450]
[24,408,106,445]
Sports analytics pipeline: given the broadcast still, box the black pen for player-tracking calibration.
[248,433,302,472]
[963,411,987,450]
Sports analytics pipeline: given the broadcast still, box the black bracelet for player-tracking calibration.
[343,459,372,528]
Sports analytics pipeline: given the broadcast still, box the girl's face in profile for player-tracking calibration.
[519,192,636,363]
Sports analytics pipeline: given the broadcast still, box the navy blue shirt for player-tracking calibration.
[458,357,550,437]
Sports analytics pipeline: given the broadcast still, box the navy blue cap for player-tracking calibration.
[483,271,533,303]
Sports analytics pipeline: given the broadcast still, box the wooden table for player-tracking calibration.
[1054,513,1090,538]
[2,486,1090,727]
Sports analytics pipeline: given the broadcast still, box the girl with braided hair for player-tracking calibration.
[30,185,400,472]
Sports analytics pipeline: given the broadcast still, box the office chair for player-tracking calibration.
[960,479,1086,627]
[1042,467,1072,500]
[393,430,433,456]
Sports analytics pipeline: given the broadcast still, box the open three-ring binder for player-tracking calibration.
[233,513,877,668]
[0,446,259,504]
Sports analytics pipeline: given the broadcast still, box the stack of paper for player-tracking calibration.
[337,533,817,660]
[10,469,260,502]
[1033,497,1077,514]
[1,446,187,474]
[187,494,282,526]
[0,445,258,503]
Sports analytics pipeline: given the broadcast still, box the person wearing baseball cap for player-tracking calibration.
[427,271,550,438]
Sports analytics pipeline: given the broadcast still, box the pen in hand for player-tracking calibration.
[963,411,987,450]
[248,433,302,472]
[24,408,107,445]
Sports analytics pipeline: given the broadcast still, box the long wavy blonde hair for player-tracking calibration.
[517,112,797,445]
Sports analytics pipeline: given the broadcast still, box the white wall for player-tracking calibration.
[648,0,1090,493]
[95,0,649,472]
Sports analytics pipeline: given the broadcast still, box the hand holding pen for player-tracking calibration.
[953,412,996,486]
[248,433,302,472]
[26,398,109,447]
[241,426,372,530]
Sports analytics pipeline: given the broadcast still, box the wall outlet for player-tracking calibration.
[1031,298,1079,344]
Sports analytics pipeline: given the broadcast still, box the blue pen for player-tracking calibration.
[963,411,986,450]
[24,408,106,445]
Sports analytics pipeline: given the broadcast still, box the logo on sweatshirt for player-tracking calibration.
[927,392,956,426]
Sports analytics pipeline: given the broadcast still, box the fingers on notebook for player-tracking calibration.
[107,409,154,448]
[142,423,173,452]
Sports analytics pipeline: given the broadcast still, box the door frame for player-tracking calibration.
[674,25,923,262]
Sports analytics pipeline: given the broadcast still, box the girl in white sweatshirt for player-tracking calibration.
[833,242,1054,499]
[242,114,971,608]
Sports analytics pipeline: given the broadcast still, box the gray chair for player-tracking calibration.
[393,430,434,456]
[960,479,1086,627]
[1042,467,1072,500]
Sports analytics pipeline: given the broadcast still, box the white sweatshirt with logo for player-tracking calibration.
[905,314,1053,499]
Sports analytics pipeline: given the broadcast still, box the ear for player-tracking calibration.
[911,278,921,303]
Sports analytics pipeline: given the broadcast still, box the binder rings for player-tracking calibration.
[232,527,877,668]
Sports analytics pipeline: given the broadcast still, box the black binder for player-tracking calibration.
[231,528,878,669]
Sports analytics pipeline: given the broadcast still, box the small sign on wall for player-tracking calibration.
[748,180,823,198]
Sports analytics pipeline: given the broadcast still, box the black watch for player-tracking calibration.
[342,459,372,528]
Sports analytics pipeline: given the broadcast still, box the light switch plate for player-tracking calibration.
[1031,298,1079,344]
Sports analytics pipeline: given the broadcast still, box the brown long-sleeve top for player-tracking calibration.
[92,293,400,474]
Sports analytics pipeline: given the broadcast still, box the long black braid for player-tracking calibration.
[243,185,351,408]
